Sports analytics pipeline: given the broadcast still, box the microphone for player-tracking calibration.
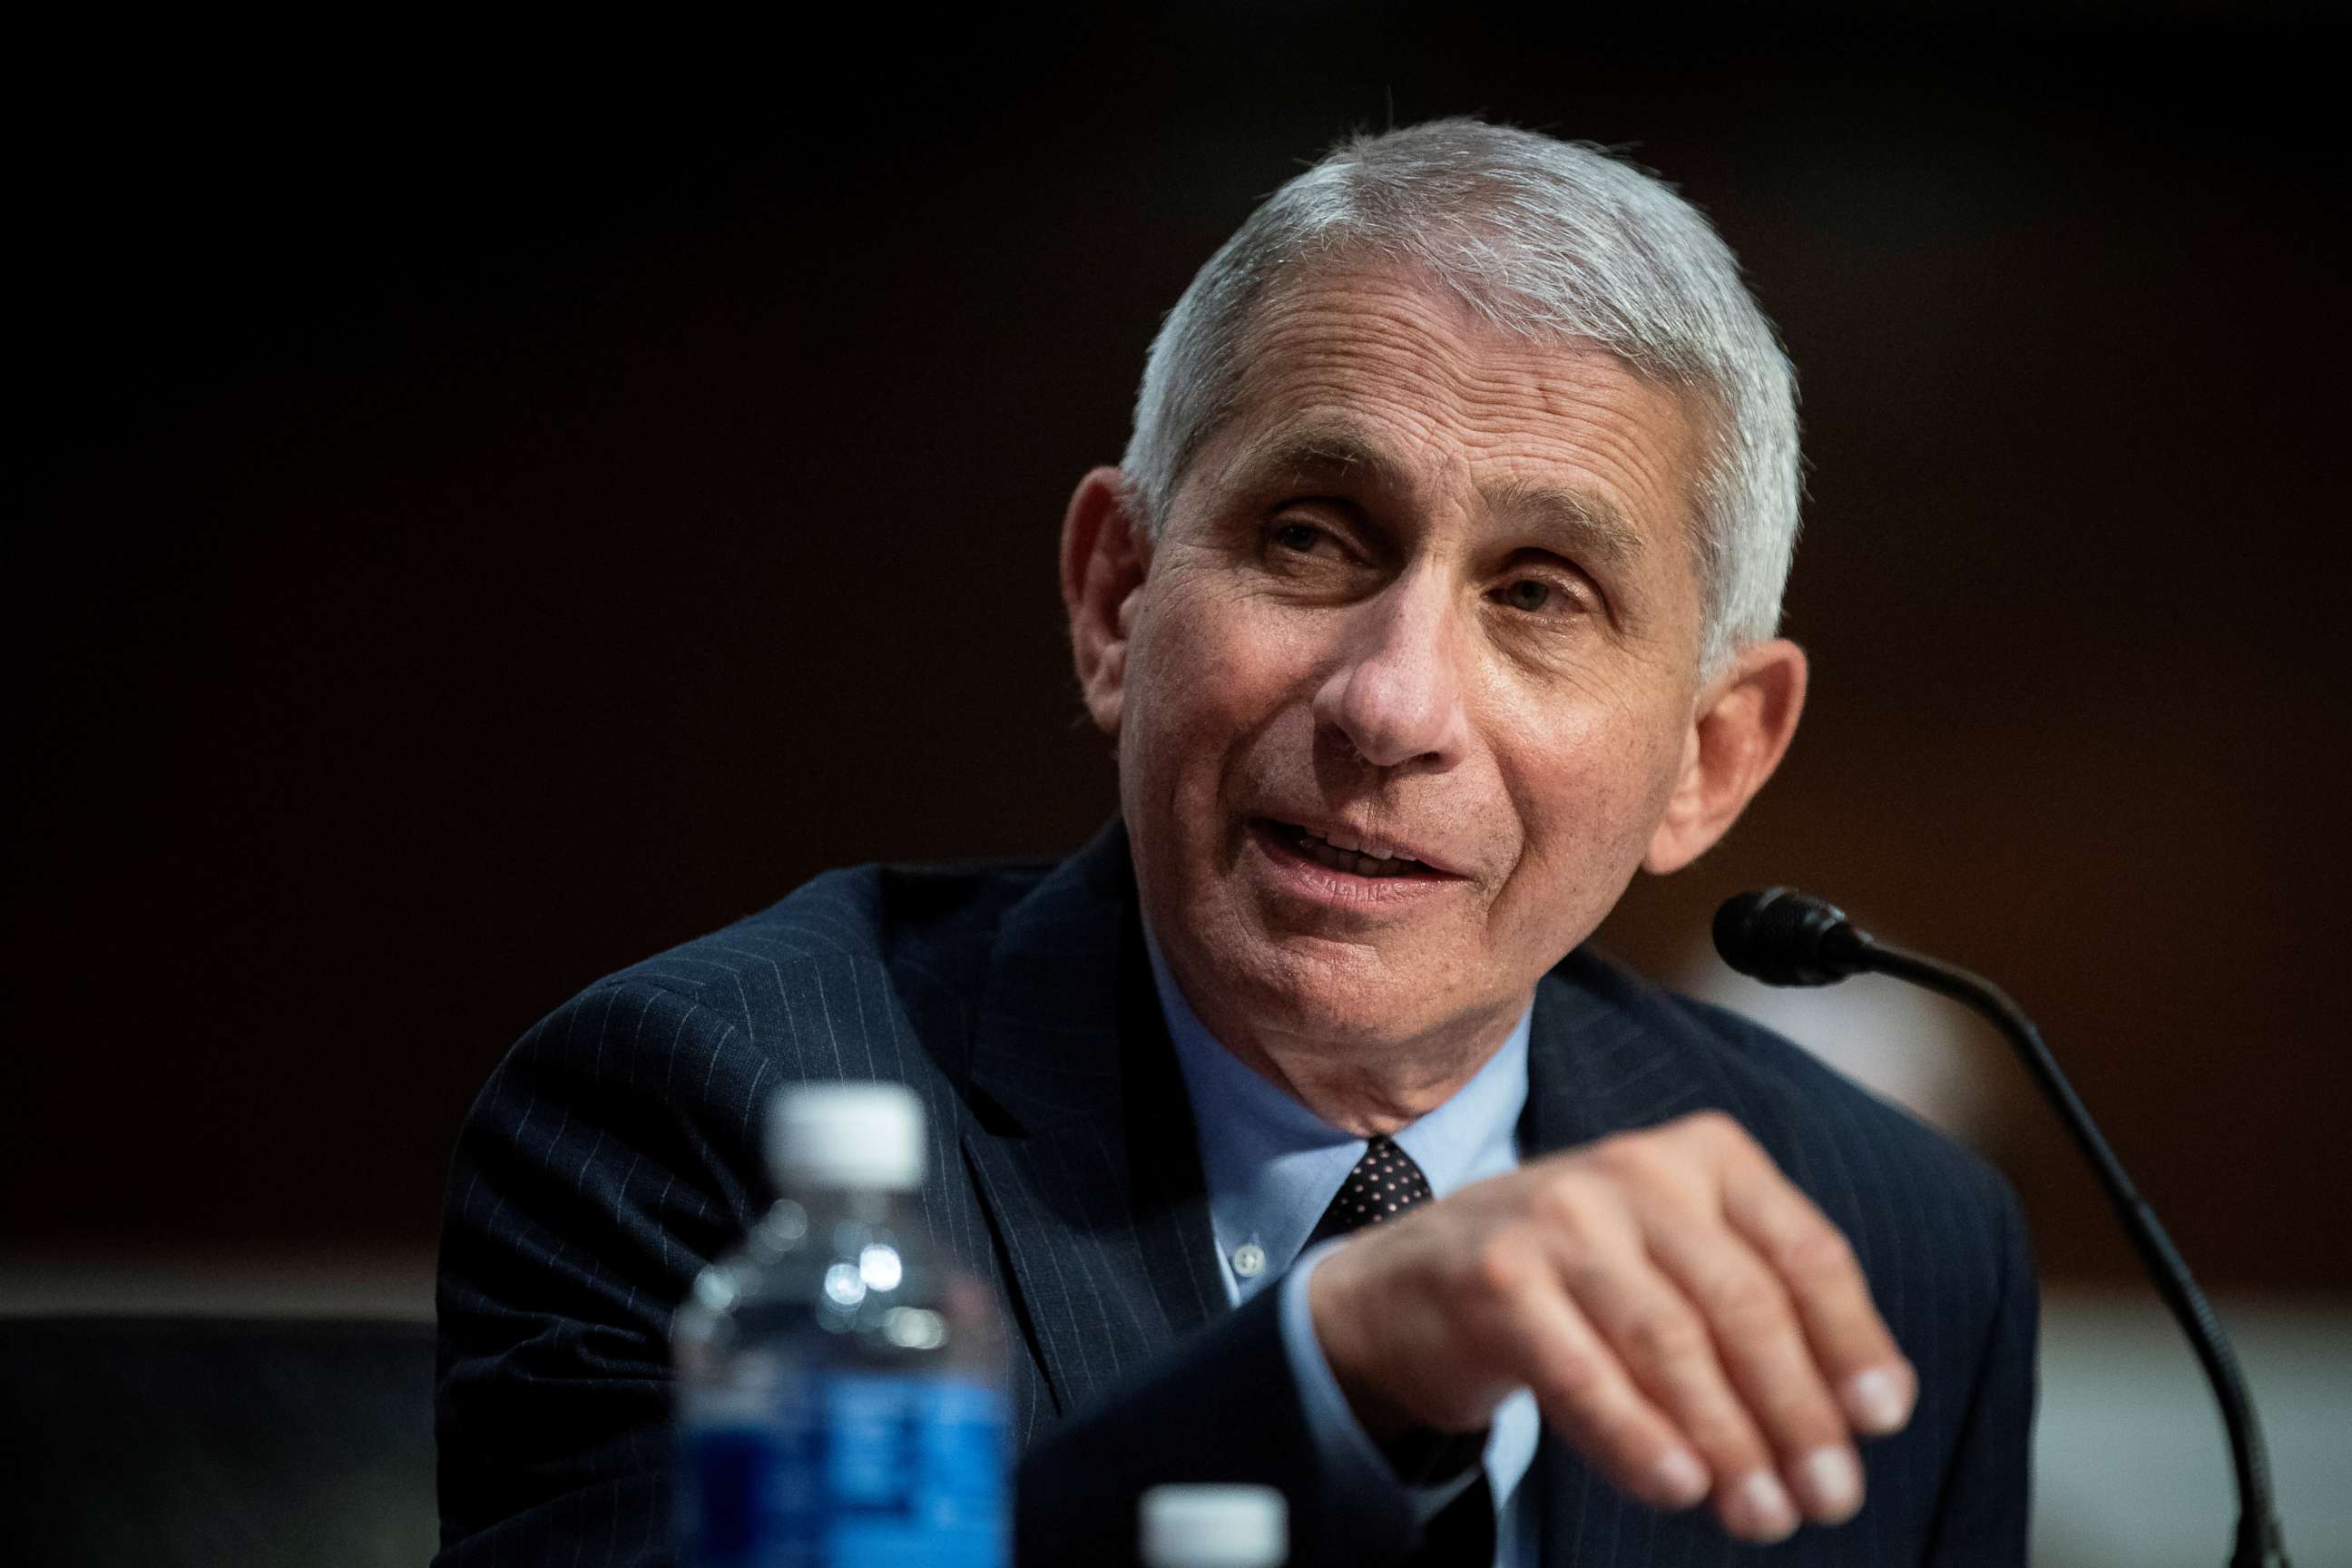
[1712,889,2291,1568]
[1710,887,1868,985]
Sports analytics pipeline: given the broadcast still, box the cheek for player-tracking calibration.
[1496,698,1690,902]
[1121,585,1308,827]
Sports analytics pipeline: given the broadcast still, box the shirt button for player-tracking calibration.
[1232,1242,1267,1279]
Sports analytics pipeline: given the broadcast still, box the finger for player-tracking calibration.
[1554,1240,1800,1543]
[1490,1262,1714,1514]
[1645,1219,1865,1524]
[1716,1137,1916,1436]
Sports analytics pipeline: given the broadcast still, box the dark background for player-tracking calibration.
[9,6,2347,1296]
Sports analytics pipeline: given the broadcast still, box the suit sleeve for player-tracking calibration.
[1922,1169,2041,1566]
[434,980,768,1567]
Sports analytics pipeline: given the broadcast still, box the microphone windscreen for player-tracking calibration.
[1712,887,1864,986]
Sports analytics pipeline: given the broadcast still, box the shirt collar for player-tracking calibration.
[1144,924,1532,1301]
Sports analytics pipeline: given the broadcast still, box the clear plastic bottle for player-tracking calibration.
[673,1082,1009,1568]
[1140,1485,1289,1568]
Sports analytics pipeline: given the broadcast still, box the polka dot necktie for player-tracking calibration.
[1308,1134,1496,1565]
[1308,1133,1436,1245]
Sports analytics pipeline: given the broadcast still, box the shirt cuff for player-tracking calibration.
[1278,1239,1487,1525]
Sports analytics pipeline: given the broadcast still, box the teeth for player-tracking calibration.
[1303,840,1410,877]
[1289,826,1424,878]
[1317,828,1396,860]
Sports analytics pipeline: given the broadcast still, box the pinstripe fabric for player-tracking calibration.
[435,819,2034,1567]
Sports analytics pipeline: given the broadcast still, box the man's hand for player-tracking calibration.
[1308,1110,1916,1544]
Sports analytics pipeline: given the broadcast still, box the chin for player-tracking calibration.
[1210,925,1464,1047]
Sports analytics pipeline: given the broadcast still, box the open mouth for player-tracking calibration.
[1255,818,1453,881]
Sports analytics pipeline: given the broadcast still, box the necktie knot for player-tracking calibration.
[1310,1133,1436,1246]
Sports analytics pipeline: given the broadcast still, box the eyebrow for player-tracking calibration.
[1484,475,1646,578]
[1231,422,1649,576]
[1241,425,1416,498]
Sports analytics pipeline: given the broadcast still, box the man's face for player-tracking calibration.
[1112,266,1717,1061]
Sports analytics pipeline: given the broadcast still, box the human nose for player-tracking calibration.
[1311,567,1471,772]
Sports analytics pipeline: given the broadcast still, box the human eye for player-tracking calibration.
[1265,515,1347,559]
[1489,569,1595,620]
[1250,508,1380,601]
[1256,507,1367,573]
[1497,577,1558,613]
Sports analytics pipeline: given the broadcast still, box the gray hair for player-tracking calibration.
[1120,118,1800,673]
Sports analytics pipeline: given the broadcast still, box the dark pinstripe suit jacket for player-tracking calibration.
[436,820,2035,1567]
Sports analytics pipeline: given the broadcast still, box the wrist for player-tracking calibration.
[1308,1241,1416,1445]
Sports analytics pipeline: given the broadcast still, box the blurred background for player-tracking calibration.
[5,5,2346,1563]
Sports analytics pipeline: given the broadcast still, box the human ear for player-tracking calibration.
[1059,466,1152,738]
[1642,638,1809,875]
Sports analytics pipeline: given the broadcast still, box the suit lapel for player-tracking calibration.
[961,820,1221,1419]
[1522,951,1714,1160]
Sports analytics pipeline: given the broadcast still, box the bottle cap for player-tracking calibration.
[1140,1484,1288,1568]
[766,1083,926,1192]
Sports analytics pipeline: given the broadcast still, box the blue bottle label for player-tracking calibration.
[680,1370,1008,1568]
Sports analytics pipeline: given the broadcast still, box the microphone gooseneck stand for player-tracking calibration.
[1711,888,2291,1568]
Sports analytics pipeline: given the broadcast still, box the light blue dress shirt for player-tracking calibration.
[1144,934,1542,1568]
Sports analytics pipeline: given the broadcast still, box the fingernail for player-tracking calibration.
[1651,1447,1710,1508]
[1845,1366,1915,1434]
[1797,1446,1863,1521]
[1728,1470,1799,1542]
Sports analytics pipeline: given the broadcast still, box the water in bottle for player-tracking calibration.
[673,1081,1008,1567]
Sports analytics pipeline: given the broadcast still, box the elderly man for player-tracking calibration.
[436,121,2035,1567]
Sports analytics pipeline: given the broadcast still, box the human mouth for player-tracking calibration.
[1278,822,1435,878]
[1246,817,1469,908]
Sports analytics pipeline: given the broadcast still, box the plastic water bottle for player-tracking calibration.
[1140,1485,1289,1568]
[673,1082,1009,1567]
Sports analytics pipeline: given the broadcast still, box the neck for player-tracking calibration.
[1207,998,1529,1138]
[1135,917,1534,1137]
